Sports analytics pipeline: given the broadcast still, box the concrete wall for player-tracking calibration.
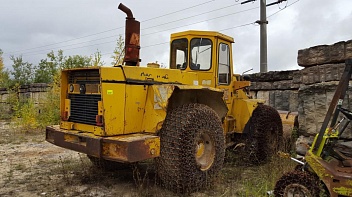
[0,83,50,118]
[249,39,352,137]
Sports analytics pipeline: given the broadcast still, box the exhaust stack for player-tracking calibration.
[118,3,140,66]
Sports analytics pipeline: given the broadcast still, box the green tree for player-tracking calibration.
[47,49,65,69]
[111,35,125,66]
[34,50,64,84]
[10,55,33,86]
[0,49,4,75]
[91,49,105,67]
[34,58,58,83]
[0,49,10,87]
[63,55,92,69]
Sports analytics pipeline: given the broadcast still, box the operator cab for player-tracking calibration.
[170,30,235,87]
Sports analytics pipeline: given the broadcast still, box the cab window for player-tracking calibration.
[170,38,188,69]
[218,43,230,84]
[190,38,212,70]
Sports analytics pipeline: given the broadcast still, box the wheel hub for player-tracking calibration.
[195,132,215,171]
[284,183,311,197]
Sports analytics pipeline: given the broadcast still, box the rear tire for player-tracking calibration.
[155,103,225,194]
[246,104,283,164]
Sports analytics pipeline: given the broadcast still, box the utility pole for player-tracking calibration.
[259,0,267,73]
[241,0,286,73]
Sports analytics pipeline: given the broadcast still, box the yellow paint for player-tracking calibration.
[346,180,352,186]
[197,143,205,157]
[144,137,160,157]
[310,129,339,157]
[333,187,352,196]
[64,99,71,117]
[122,66,197,85]
[278,111,298,125]
[231,99,262,133]
[100,66,125,81]
[60,71,68,121]
[305,151,333,179]
[98,101,103,115]
[171,30,234,43]
[141,86,167,133]
[101,83,125,136]
[60,121,74,130]
[233,81,250,90]
[124,85,147,134]
[60,121,104,135]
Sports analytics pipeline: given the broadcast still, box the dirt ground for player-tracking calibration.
[0,121,296,197]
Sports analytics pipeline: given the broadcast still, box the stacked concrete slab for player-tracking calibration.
[250,39,352,137]
[0,83,50,118]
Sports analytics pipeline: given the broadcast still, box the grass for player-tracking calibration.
[0,125,299,197]
[217,153,297,197]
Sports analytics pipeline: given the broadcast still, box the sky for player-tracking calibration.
[0,0,351,74]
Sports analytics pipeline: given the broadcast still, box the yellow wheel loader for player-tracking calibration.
[46,3,283,193]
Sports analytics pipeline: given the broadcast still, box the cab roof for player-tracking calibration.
[171,30,234,43]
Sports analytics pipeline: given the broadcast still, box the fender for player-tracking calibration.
[141,84,228,133]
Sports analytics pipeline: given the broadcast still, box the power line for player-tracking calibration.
[99,22,256,57]
[267,0,301,18]
[142,7,258,36]
[20,7,259,57]
[5,0,218,55]
[10,2,245,56]
[142,2,242,31]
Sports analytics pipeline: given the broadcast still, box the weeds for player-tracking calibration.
[132,163,149,191]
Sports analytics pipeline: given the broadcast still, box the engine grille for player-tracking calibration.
[67,69,101,125]
[68,94,101,125]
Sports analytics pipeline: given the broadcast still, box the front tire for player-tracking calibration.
[155,103,225,194]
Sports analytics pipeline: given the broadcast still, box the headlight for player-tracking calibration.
[69,84,74,92]
[79,84,86,94]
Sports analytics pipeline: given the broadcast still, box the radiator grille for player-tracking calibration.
[68,94,101,125]
[67,69,101,125]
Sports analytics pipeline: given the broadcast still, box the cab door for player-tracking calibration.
[216,40,233,106]
[215,40,235,133]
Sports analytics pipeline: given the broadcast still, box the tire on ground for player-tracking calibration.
[245,104,283,164]
[155,103,225,194]
[274,170,320,197]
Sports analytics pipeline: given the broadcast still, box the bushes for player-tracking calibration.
[9,73,60,132]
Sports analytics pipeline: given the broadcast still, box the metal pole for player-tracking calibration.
[260,0,267,73]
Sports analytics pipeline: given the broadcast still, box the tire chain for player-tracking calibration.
[246,104,283,164]
[155,103,225,194]
[274,170,320,197]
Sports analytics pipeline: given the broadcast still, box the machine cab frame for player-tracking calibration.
[170,30,235,89]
